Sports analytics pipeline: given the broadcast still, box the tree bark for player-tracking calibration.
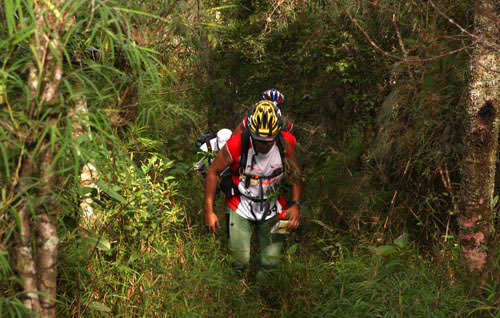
[459,0,500,271]
[12,1,68,317]
[36,141,59,318]
[15,158,41,312]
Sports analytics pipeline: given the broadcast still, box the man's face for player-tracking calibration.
[253,138,275,154]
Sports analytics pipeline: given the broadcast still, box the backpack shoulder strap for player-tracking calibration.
[206,137,213,152]
[277,132,286,162]
[277,132,291,176]
[239,129,250,175]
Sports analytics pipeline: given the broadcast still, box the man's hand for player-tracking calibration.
[286,204,300,230]
[204,145,233,234]
[204,211,220,234]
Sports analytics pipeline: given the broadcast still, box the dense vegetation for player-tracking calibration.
[1,0,500,317]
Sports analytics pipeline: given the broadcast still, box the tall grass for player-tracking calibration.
[2,0,500,317]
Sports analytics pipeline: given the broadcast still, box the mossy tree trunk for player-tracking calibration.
[459,0,500,271]
[13,1,69,317]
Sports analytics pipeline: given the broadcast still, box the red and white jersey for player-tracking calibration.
[225,131,296,221]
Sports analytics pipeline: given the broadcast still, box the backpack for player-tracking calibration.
[195,133,215,151]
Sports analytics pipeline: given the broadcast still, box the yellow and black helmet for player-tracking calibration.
[247,100,282,141]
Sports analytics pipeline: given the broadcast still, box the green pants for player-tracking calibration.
[227,209,284,278]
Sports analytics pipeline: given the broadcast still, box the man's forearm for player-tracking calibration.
[291,181,302,202]
[204,171,218,214]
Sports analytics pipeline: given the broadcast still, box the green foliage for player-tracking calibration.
[2,0,500,317]
[58,153,184,317]
[0,0,194,316]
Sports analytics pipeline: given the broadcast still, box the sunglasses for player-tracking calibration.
[253,139,275,146]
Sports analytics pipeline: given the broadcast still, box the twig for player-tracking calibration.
[438,163,458,215]
[117,87,130,108]
[415,41,476,62]
[429,0,499,52]
[392,14,414,81]
[347,6,494,66]
[393,14,409,59]
[346,10,400,60]
[264,0,286,33]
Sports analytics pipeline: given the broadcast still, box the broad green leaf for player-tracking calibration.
[376,245,397,256]
[287,243,298,255]
[88,301,112,312]
[310,219,335,233]
[95,179,124,202]
[4,0,16,35]
[394,233,409,249]
[78,186,97,197]
[82,235,111,251]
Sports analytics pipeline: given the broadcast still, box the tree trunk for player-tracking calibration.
[37,140,60,317]
[13,1,68,317]
[15,158,41,312]
[459,0,500,271]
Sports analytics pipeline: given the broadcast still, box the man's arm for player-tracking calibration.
[232,122,243,136]
[285,142,303,230]
[204,145,233,233]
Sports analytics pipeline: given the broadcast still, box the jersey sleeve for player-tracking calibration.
[242,115,248,129]
[281,131,296,157]
[225,133,242,170]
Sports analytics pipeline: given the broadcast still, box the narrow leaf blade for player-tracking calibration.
[95,179,124,202]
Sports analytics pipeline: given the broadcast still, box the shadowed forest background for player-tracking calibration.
[1,0,500,317]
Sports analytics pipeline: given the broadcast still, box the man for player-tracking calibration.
[204,100,302,280]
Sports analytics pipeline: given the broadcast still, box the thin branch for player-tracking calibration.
[415,41,476,62]
[429,0,499,52]
[393,14,408,58]
[346,10,400,60]
[392,13,414,81]
[264,0,286,33]
[347,10,486,66]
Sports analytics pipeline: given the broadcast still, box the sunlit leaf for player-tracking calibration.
[287,243,299,255]
[82,235,111,251]
[4,0,16,35]
[376,245,397,256]
[394,233,409,249]
[88,301,112,312]
[95,179,124,202]
[310,219,335,233]
[206,5,238,11]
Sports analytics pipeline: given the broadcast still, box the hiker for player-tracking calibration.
[232,88,293,136]
[204,100,302,280]
[193,128,232,176]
